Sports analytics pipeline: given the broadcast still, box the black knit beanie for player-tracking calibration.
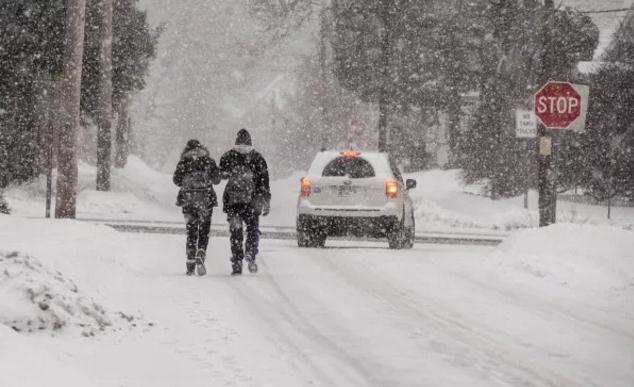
[235,128,252,146]
[186,139,201,149]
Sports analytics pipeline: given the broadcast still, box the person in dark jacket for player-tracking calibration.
[220,129,271,275]
[173,139,221,275]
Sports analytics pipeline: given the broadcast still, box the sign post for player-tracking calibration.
[515,109,537,209]
[534,81,589,226]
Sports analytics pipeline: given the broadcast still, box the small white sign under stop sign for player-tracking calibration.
[515,110,537,138]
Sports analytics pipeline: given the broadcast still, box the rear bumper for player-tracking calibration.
[297,199,401,219]
[297,214,399,238]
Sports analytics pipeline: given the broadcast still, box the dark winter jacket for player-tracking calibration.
[219,145,270,213]
[173,143,221,208]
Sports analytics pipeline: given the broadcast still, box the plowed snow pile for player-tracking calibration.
[0,251,112,336]
[495,223,634,294]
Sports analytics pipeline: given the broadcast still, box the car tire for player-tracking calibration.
[388,217,405,250]
[403,213,415,249]
[297,219,326,248]
[388,210,415,249]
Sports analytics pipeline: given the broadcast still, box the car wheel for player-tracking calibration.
[403,213,415,249]
[388,217,405,250]
[297,219,326,248]
[297,228,310,247]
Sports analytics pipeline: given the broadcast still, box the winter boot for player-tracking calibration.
[245,254,258,273]
[195,249,207,276]
[231,259,242,276]
[186,259,196,276]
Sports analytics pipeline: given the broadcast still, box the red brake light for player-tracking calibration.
[340,150,360,158]
[300,177,312,197]
[386,179,399,198]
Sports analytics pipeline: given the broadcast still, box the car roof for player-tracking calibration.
[308,151,392,177]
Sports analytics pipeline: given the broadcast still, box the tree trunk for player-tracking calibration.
[114,99,131,168]
[318,7,331,151]
[55,0,86,219]
[447,89,461,166]
[96,0,114,191]
[377,0,391,152]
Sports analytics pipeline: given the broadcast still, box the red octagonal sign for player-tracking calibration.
[534,81,581,129]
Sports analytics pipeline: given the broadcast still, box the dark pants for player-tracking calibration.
[184,207,212,262]
[227,205,260,262]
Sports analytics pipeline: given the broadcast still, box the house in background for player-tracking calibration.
[577,2,634,74]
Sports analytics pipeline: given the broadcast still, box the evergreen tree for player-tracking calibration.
[0,0,65,187]
[0,0,159,191]
[82,0,159,118]
[81,0,160,171]
[582,62,634,202]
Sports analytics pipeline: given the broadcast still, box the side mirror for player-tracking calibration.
[406,179,417,190]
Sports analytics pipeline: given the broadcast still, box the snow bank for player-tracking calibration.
[495,223,634,294]
[0,251,112,336]
[0,215,143,336]
[407,169,535,231]
[5,156,180,221]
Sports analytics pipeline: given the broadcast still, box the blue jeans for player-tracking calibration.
[227,205,260,262]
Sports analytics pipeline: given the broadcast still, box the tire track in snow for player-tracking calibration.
[446,268,634,343]
[227,273,377,387]
[310,249,591,387]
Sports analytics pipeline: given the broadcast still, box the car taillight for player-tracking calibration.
[300,177,312,197]
[386,179,398,198]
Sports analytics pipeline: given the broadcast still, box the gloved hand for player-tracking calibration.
[262,200,270,216]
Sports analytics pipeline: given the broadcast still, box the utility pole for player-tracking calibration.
[96,0,114,191]
[55,0,86,218]
[538,0,556,226]
[377,0,390,152]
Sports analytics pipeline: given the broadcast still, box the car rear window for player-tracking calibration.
[322,157,375,178]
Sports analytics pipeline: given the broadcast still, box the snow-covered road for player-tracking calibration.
[26,232,624,387]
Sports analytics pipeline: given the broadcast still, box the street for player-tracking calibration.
[61,231,631,387]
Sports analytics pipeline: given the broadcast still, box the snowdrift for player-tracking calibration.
[0,216,143,336]
[495,223,634,295]
[5,156,180,221]
[0,251,112,336]
[406,169,535,231]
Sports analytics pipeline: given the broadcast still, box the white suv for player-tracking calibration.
[296,150,417,249]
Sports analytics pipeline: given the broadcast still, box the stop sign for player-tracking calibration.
[534,81,583,129]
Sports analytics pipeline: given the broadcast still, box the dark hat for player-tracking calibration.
[186,139,201,149]
[235,128,252,146]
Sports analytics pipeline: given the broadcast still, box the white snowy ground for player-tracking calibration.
[4,159,634,232]
[1,214,633,387]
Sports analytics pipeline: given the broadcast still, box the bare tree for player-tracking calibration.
[55,0,86,218]
[96,0,114,191]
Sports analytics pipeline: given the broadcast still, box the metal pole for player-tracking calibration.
[538,0,556,227]
[538,126,554,226]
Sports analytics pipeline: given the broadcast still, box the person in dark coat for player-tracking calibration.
[173,139,221,275]
[219,129,271,275]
